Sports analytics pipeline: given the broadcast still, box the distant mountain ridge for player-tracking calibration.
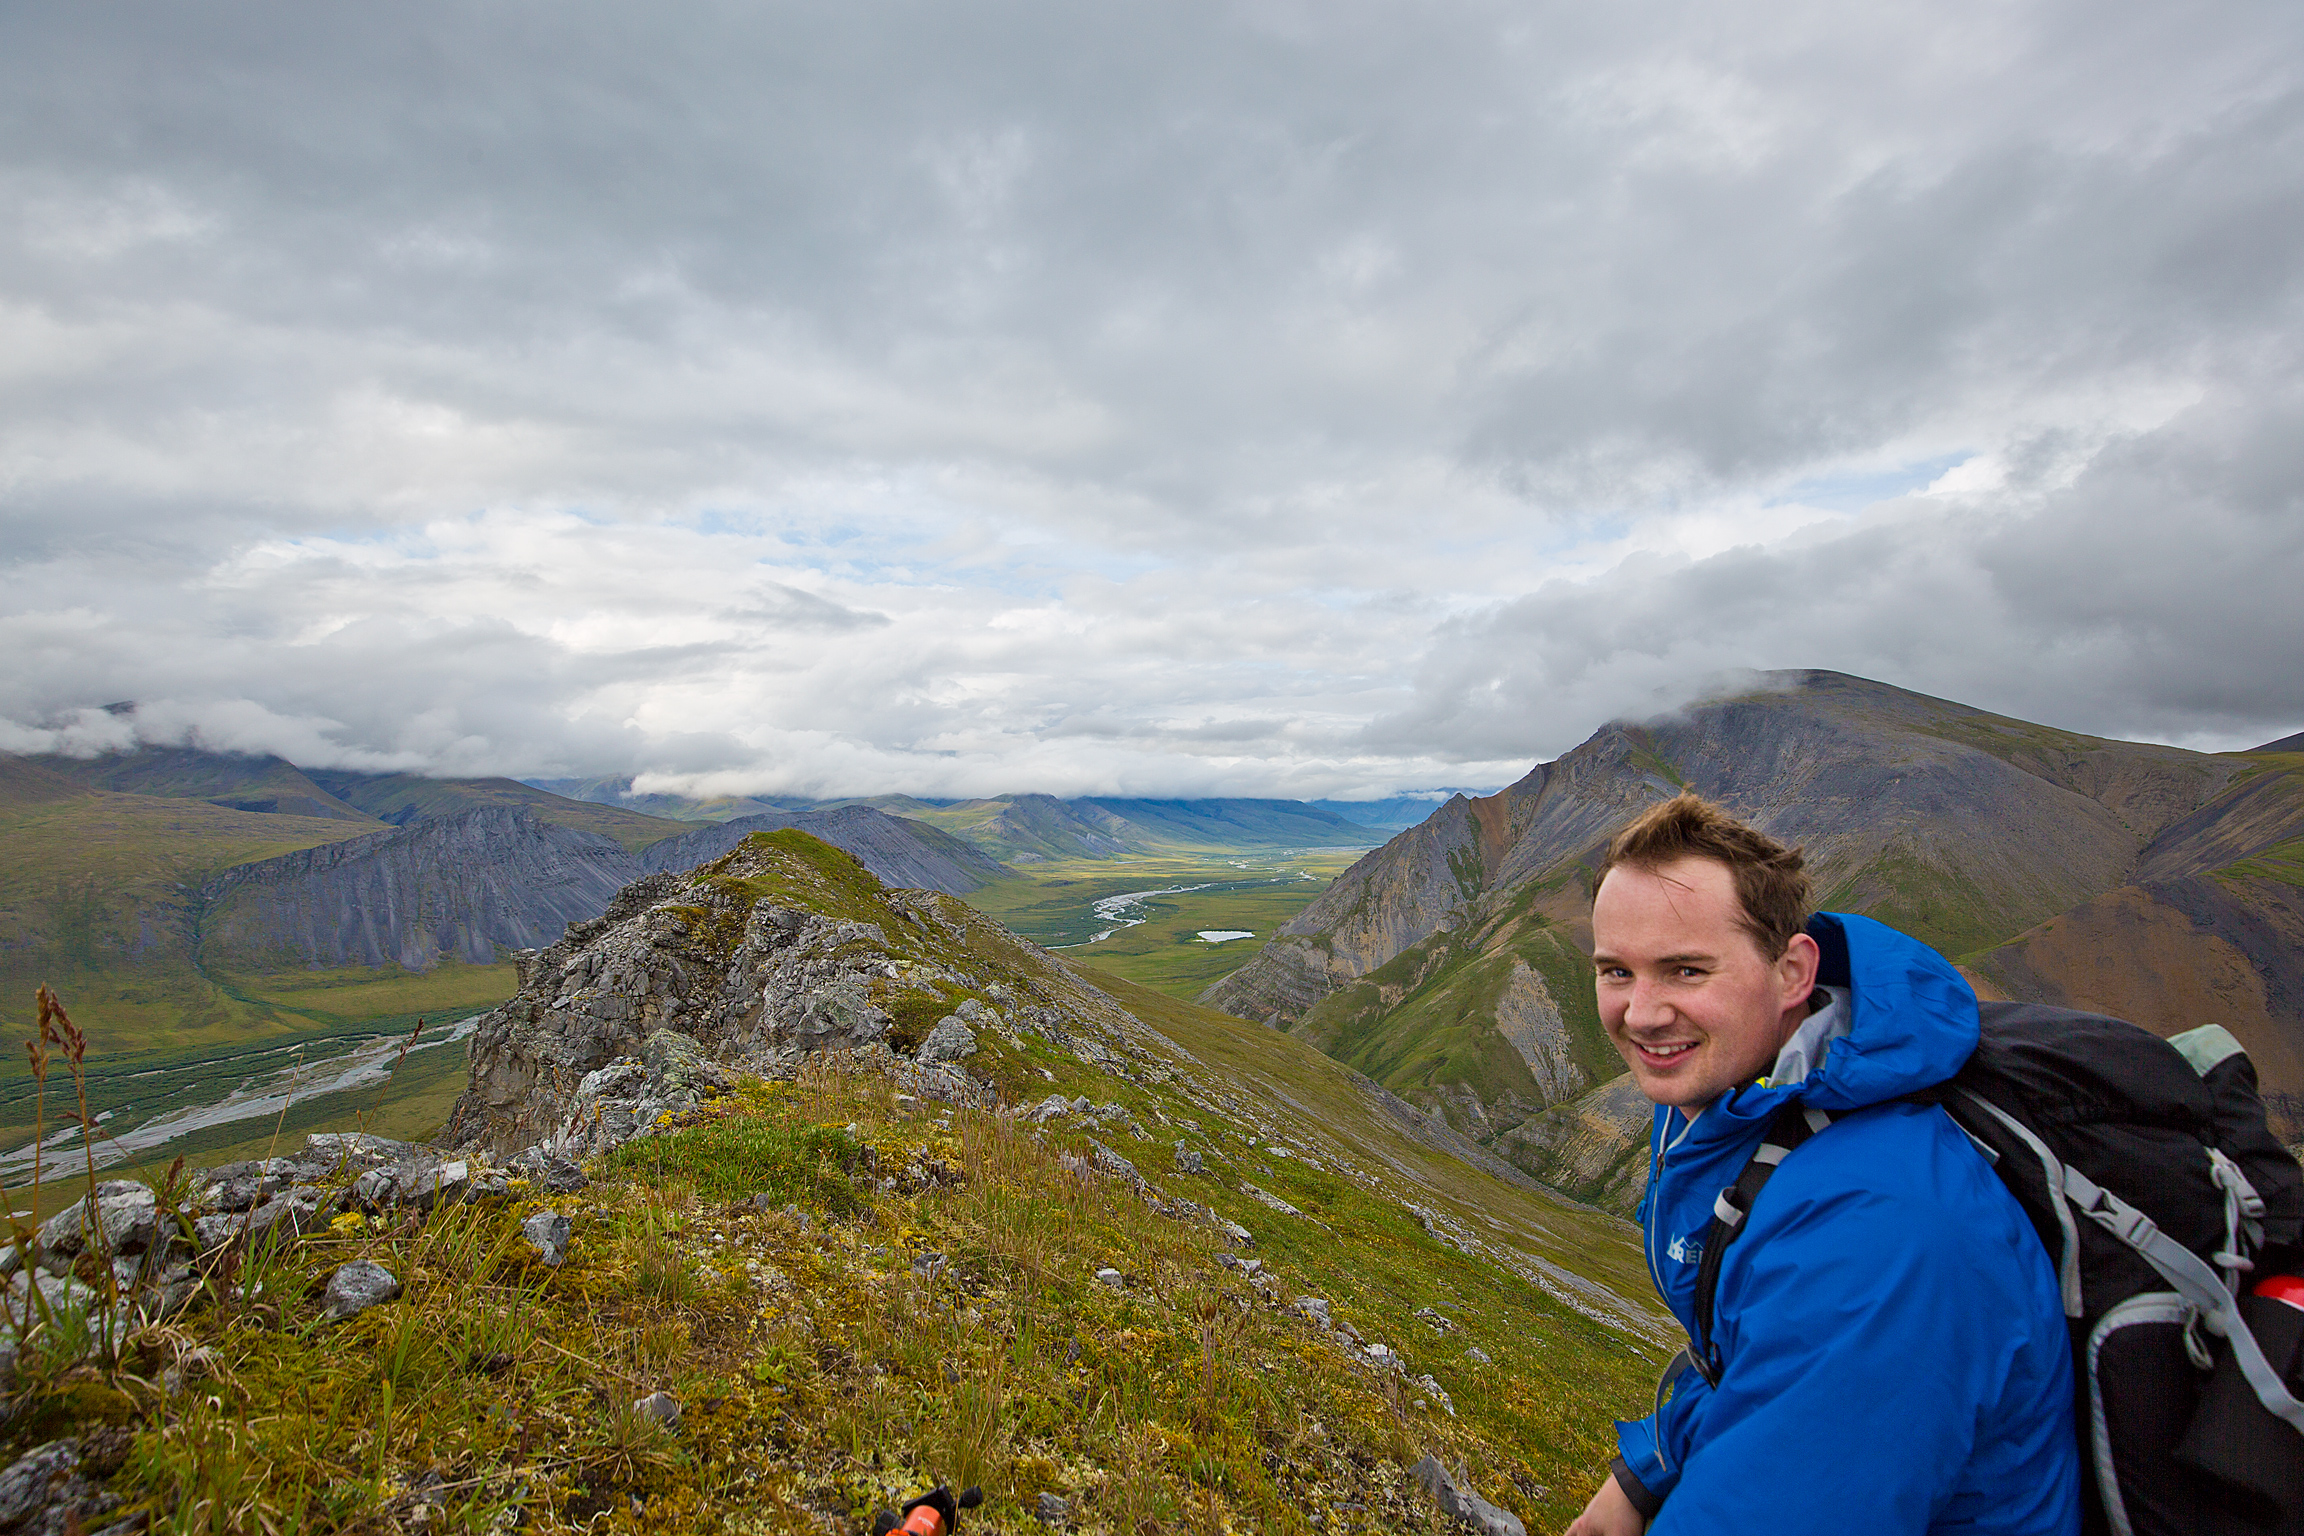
[191,802,1016,972]
[202,806,638,970]
[3,746,1393,995]
[529,779,1381,858]
[1204,670,2304,1205]
[2,749,1009,982]
[636,805,1009,893]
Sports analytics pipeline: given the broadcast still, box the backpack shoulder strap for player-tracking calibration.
[1688,1099,1837,1386]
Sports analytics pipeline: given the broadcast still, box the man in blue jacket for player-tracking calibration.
[1565,794,2080,1536]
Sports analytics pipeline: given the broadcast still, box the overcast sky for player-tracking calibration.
[2,0,2298,799]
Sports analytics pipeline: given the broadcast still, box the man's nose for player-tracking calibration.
[1624,977,1673,1030]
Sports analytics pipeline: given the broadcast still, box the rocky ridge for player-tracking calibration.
[445,830,1166,1157]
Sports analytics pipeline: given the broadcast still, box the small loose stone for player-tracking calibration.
[522,1210,572,1267]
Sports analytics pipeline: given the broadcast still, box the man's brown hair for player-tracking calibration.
[1595,792,1812,958]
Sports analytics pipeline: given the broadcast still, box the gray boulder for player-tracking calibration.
[324,1260,401,1321]
[35,1182,156,1268]
[239,1185,329,1248]
[916,1016,979,1066]
[3,1272,98,1333]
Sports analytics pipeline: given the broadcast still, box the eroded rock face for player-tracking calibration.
[201,805,641,971]
[1489,959,1587,1104]
[1491,1072,1654,1215]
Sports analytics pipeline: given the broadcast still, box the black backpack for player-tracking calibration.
[1691,1000,2304,1536]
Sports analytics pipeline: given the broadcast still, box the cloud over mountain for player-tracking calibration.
[2,0,2298,793]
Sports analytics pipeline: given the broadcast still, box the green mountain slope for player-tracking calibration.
[0,749,698,1059]
[1969,750,2304,1138]
[35,746,375,821]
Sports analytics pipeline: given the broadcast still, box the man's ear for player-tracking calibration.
[1778,931,1822,1005]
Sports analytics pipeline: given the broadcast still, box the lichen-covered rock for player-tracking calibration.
[34,1181,156,1269]
[324,1259,401,1321]
[3,1271,98,1333]
[1087,1141,1144,1188]
[916,1016,978,1065]
[522,1210,571,1267]
[239,1185,329,1248]
[1409,1455,1526,1536]
[0,1437,131,1535]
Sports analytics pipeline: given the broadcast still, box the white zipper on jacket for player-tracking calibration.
[1642,1105,1701,1481]
[1644,1108,1697,1305]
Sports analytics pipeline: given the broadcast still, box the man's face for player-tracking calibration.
[1591,856,1816,1112]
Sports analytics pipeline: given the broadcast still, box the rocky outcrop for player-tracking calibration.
[445,833,1151,1159]
[201,805,641,969]
[638,804,1009,893]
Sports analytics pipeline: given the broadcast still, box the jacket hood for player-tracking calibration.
[1678,910,1979,1145]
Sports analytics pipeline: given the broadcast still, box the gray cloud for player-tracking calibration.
[1,0,2298,794]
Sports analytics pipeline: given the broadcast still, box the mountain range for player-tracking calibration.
[0,750,1381,995]
[9,671,2296,1217]
[531,778,1393,855]
[1205,670,2304,1209]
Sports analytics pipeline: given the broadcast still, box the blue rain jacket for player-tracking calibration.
[1614,912,2080,1534]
